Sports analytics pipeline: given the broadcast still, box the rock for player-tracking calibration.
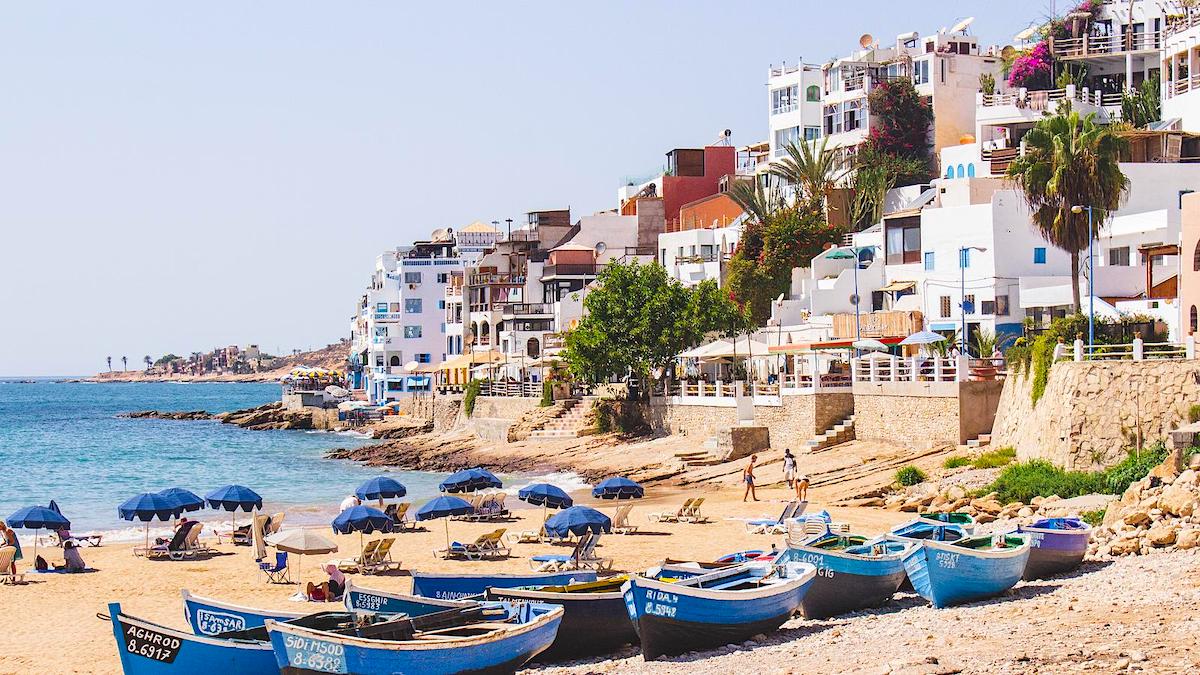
[846,497,886,508]
[975,513,997,524]
[121,409,212,420]
[1147,524,1178,547]
[1176,529,1200,550]
[1158,485,1197,518]
[1175,469,1198,487]
[946,485,967,501]
[1116,657,1131,669]
[1123,511,1152,528]
[1018,506,1035,518]
[971,498,1003,515]
[900,499,921,512]
[1109,536,1142,556]
[1129,650,1147,663]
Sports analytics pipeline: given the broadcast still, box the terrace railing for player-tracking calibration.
[1051,30,1162,58]
[1057,337,1195,362]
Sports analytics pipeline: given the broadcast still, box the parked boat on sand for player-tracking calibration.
[1018,517,1092,580]
[902,533,1031,608]
[485,576,638,660]
[410,570,597,600]
[783,533,912,618]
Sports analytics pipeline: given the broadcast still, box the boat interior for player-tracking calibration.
[215,611,359,641]
[529,576,629,594]
[953,535,1026,551]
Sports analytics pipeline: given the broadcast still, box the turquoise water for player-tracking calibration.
[0,381,474,539]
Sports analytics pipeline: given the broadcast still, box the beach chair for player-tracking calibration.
[0,546,23,584]
[267,513,285,535]
[175,523,205,560]
[140,521,199,560]
[745,501,801,535]
[530,533,591,572]
[362,538,402,574]
[648,498,693,523]
[479,529,510,558]
[576,533,614,572]
[611,504,638,534]
[334,539,381,572]
[437,529,503,561]
[385,503,414,531]
[512,518,549,544]
[53,530,102,548]
[680,497,711,524]
[258,551,291,584]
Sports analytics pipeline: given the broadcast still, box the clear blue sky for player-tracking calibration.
[0,1,1046,376]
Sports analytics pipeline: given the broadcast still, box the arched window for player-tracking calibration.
[967,163,976,178]
[527,338,541,358]
[806,85,820,102]
[1193,242,1200,271]
[956,164,965,178]
[945,166,953,179]
[389,355,400,367]
[1192,306,1198,333]
[480,321,490,336]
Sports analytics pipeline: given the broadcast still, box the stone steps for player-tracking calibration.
[528,396,597,440]
[965,433,992,449]
[804,415,857,452]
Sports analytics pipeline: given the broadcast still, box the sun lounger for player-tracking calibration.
[137,521,199,560]
[266,513,285,535]
[0,546,24,584]
[258,551,291,583]
[363,538,402,574]
[611,504,638,534]
[648,498,693,523]
[746,501,806,534]
[385,503,415,531]
[680,497,711,524]
[438,529,509,561]
[177,523,206,559]
[530,532,591,571]
[334,539,381,573]
[50,531,102,548]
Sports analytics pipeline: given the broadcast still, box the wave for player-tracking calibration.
[502,471,592,496]
[304,429,373,439]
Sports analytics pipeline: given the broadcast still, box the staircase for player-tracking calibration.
[965,433,992,449]
[678,437,729,467]
[804,415,856,452]
[528,397,597,440]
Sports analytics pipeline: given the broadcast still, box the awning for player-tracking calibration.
[879,280,916,292]
[770,336,905,353]
[404,376,430,387]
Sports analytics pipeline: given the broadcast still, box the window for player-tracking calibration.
[924,252,935,271]
[416,353,432,363]
[389,302,400,312]
[771,85,798,114]
[1108,246,1130,267]
[885,219,921,264]
[436,273,449,283]
[804,126,821,141]
[440,322,446,333]
[982,300,995,315]
[1195,242,1200,272]
[996,295,1010,316]
[376,302,388,313]
[373,326,388,337]
[403,325,422,338]
[403,272,422,284]
[939,296,952,317]
[1034,247,1047,264]
[967,164,976,178]
[437,300,445,310]
[773,126,799,155]
[806,85,820,102]
[913,59,931,85]
[389,355,400,367]
[1192,305,1198,333]
[404,298,423,313]
[959,248,970,268]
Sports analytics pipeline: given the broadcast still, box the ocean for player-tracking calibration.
[0,380,584,541]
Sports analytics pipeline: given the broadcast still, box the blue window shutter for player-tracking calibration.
[924,252,935,270]
[1034,247,1046,264]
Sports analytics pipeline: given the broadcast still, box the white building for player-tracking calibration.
[766,62,824,160]
[658,219,742,288]
[1162,14,1200,131]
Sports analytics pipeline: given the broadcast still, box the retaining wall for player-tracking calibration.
[646,392,854,450]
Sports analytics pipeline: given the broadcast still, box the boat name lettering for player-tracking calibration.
[434,590,474,600]
[935,552,960,569]
[120,621,182,663]
[796,553,834,578]
[282,634,348,674]
[194,608,246,635]
[351,592,386,611]
[643,588,678,617]
[1028,532,1045,547]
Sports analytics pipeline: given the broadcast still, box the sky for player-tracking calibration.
[0,1,1048,376]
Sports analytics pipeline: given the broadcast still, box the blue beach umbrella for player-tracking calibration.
[591,476,645,500]
[544,505,612,538]
[158,488,206,513]
[7,505,71,561]
[416,495,475,553]
[118,492,184,552]
[355,476,407,502]
[331,504,393,565]
[518,483,572,509]
[439,467,502,494]
[206,485,263,539]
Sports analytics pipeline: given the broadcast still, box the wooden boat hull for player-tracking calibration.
[343,580,476,616]
[902,537,1031,608]
[182,590,306,636]
[410,570,597,600]
[267,603,564,675]
[621,564,815,661]
[485,583,637,660]
[1019,520,1092,580]
[109,602,277,675]
[917,513,976,535]
[783,544,909,619]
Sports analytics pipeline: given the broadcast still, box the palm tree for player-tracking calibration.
[769,137,845,211]
[726,179,781,225]
[144,355,152,370]
[1007,110,1130,312]
[106,356,112,372]
[121,356,128,371]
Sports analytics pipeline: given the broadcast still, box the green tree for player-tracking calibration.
[770,136,844,213]
[1120,75,1160,128]
[848,144,928,229]
[154,354,181,366]
[1007,110,1130,311]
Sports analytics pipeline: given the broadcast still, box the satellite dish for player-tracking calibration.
[1001,45,1017,60]
[950,17,975,34]
[859,33,874,49]
[723,129,732,137]
[1014,26,1037,42]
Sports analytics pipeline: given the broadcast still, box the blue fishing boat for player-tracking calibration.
[107,603,356,675]
[182,590,306,636]
[783,533,913,618]
[410,570,597,600]
[1018,517,1093,580]
[886,520,968,544]
[917,511,977,534]
[266,601,564,674]
[343,579,481,616]
[486,576,637,660]
[622,561,816,660]
[902,533,1032,608]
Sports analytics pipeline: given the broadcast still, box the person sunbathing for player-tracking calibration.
[53,540,87,573]
[306,564,346,602]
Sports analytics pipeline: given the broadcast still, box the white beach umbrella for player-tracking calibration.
[265,528,338,589]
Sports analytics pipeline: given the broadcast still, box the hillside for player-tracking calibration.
[89,341,349,383]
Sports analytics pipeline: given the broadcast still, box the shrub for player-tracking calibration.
[982,460,1103,504]
[1080,508,1106,527]
[539,381,553,407]
[943,455,971,469]
[972,446,1017,469]
[1189,404,1200,424]
[1098,444,1167,495]
[463,379,482,417]
[895,466,927,487]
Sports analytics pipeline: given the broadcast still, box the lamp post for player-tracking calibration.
[1071,205,1095,347]
[824,245,879,345]
[959,246,988,356]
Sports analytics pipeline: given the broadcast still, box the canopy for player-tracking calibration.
[700,337,771,359]
[338,400,370,411]
[591,476,644,500]
[7,505,70,530]
[439,467,502,493]
[157,488,206,513]
[205,485,263,512]
[517,483,573,509]
[415,495,475,521]
[356,476,407,501]
[544,506,612,538]
[118,492,182,522]
[265,528,338,555]
[852,339,890,352]
[879,280,917,292]
[899,330,948,346]
[331,505,393,535]
[677,341,726,359]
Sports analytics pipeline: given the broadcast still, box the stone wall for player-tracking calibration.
[854,393,961,447]
[992,360,1200,470]
[646,393,854,450]
[464,396,542,443]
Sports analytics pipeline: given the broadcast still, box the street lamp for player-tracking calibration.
[1070,204,1095,347]
[959,246,988,356]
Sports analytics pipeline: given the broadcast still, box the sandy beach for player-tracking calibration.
[4,473,1200,675]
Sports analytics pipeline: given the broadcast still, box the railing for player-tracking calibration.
[479,380,542,397]
[1051,30,1162,58]
[777,373,854,391]
[445,285,463,297]
[771,102,798,115]
[770,63,803,77]
[675,253,722,264]
[1058,337,1194,362]
[1166,13,1200,38]
[499,231,539,243]
[501,302,552,316]
[1168,73,1200,98]
[850,355,994,383]
[469,273,526,285]
[979,86,1123,113]
[542,263,597,277]
[468,303,491,313]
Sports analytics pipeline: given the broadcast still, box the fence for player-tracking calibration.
[1054,336,1195,363]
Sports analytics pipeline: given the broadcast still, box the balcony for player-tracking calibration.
[541,263,597,278]
[501,303,553,317]
[977,86,1122,125]
[469,273,526,285]
[1051,30,1162,59]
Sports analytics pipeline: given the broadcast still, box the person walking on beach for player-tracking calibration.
[1,524,20,574]
[339,494,360,512]
[742,454,759,502]
[782,449,796,489]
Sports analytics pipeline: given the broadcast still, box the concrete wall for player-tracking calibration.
[647,393,853,450]
[852,380,1003,446]
[465,396,542,443]
[1182,193,1200,336]
[992,360,1200,470]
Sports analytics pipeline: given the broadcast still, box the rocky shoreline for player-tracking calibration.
[124,402,322,431]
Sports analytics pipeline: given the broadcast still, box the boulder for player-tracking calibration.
[1109,536,1142,556]
[971,499,1003,515]
[1017,506,1035,518]
[945,485,967,501]
[1176,529,1200,550]
[1159,485,1197,518]
[900,499,921,512]
[1175,469,1198,487]
[1147,524,1179,547]
[1123,511,1152,528]
[975,513,997,524]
